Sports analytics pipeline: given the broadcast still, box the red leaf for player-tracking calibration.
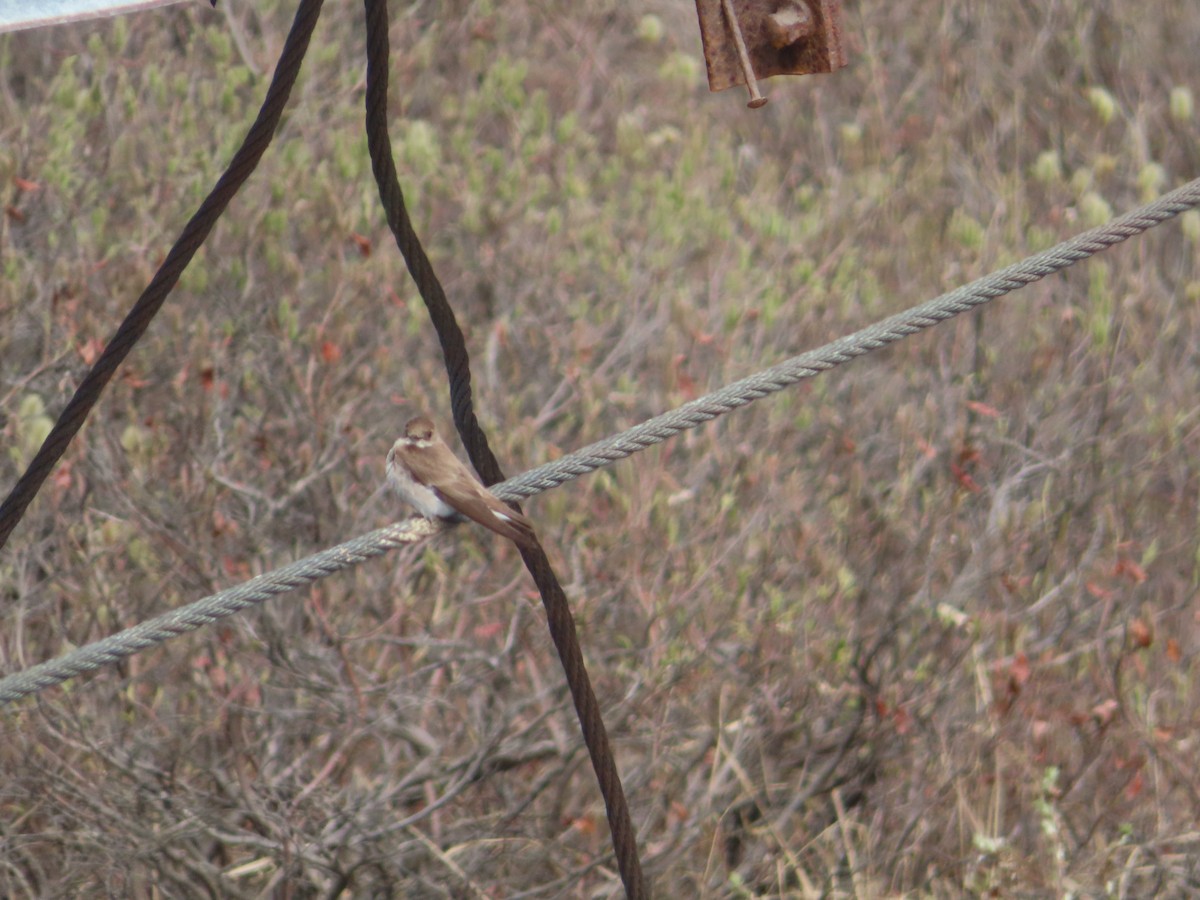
[992,653,1030,714]
[1092,698,1119,725]
[966,401,1000,418]
[957,445,982,466]
[1008,653,1031,687]
[1166,638,1181,663]
[52,462,73,492]
[79,337,104,365]
[320,341,342,364]
[349,232,372,258]
[1114,558,1147,584]
[473,622,504,641]
[1126,771,1145,800]
[1129,618,1153,648]
[571,814,598,837]
[951,462,981,492]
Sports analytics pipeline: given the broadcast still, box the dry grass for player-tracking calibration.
[2,0,1199,896]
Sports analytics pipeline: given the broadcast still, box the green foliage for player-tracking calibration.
[11,395,53,469]
[1169,86,1194,122]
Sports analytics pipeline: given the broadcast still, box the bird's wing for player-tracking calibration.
[433,477,538,548]
[407,444,537,547]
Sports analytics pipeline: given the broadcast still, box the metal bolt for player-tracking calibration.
[719,0,768,108]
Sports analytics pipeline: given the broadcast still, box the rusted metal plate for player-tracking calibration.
[695,0,847,107]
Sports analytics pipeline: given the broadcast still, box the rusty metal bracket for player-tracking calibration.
[694,0,848,108]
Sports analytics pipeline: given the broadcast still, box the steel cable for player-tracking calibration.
[3,177,1197,709]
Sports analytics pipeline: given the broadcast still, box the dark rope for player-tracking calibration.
[0,0,327,554]
[361,2,647,895]
[519,543,649,898]
[360,0,490,470]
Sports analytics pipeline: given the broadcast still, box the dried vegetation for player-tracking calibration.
[2,0,1199,896]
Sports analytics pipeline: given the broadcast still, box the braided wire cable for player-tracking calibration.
[2,176,1197,708]
[0,518,439,704]
[498,176,1200,502]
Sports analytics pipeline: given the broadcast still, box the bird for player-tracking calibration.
[386,416,537,549]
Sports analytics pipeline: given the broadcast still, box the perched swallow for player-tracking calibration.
[386,416,537,549]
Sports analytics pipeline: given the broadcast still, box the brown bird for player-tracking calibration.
[386,416,537,549]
